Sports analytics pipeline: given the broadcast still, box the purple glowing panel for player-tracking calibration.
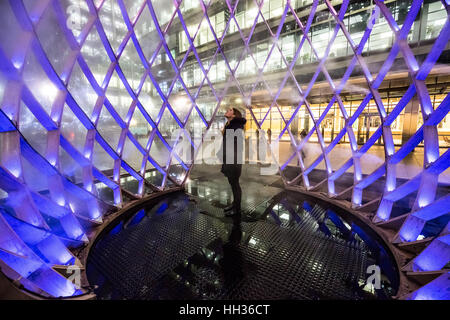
[412,235,450,272]
[0,0,448,299]
[407,271,450,300]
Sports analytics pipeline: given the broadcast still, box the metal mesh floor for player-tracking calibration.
[86,186,391,300]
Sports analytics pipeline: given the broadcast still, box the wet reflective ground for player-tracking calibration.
[87,165,398,300]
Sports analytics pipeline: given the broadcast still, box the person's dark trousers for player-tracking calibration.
[225,165,242,214]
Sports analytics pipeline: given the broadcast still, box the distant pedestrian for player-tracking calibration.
[299,129,307,165]
[256,129,260,162]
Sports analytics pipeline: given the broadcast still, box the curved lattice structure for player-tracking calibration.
[0,0,448,299]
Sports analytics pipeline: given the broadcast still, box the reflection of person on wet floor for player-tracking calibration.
[220,217,243,290]
[220,107,247,217]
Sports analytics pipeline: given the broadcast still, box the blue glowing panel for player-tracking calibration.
[407,271,450,300]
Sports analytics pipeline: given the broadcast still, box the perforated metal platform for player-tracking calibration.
[87,183,396,300]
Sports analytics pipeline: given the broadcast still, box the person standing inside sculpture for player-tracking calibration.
[219,108,247,217]
[297,129,307,166]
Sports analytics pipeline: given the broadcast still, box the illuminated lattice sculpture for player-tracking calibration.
[0,0,448,299]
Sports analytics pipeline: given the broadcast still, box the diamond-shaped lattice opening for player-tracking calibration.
[18,101,48,158]
[280,33,297,70]
[120,38,146,93]
[92,140,115,174]
[180,0,204,14]
[359,146,386,178]
[98,0,129,55]
[35,5,72,78]
[152,0,176,31]
[94,181,116,206]
[196,82,218,121]
[189,12,213,53]
[293,30,313,68]
[173,129,195,165]
[168,78,192,123]
[21,1,43,24]
[328,23,349,60]
[420,209,450,240]
[306,155,329,191]
[120,167,141,195]
[242,0,262,38]
[139,76,165,122]
[21,154,49,194]
[265,43,285,74]
[300,130,324,172]
[346,10,370,55]
[327,134,355,173]
[179,61,196,90]
[210,52,232,85]
[151,46,177,97]
[391,135,428,187]
[221,80,245,111]
[129,107,153,148]
[222,20,247,72]
[421,1,448,41]
[149,134,171,169]
[58,0,90,41]
[165,13,199,71]
[143,184,154,195]
[134,4,159,61]
[67,62,99,119]
[80,25,110,87]
[334,164,363,200]
[158,106,180,148]
[105,70,134,122]
[122,136,144,174]
[235,48,259,85]
[122,0,143,22]
[276,76,301,106]
[185,107,207,150]
[352,97,383,145]
[167,161,187,185]
[388,190,419,221]
[60,103,88,154]
[22,52,60,117]
[145,164,165,189]
[204,2,228,42]
[249,77,270,107]
[96,104,123,151]
[0,2,26,64]
[59,146,84,185]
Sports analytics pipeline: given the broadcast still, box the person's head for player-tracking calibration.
[224,107,242,120]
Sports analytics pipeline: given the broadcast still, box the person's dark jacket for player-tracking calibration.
[218,117,247,177]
